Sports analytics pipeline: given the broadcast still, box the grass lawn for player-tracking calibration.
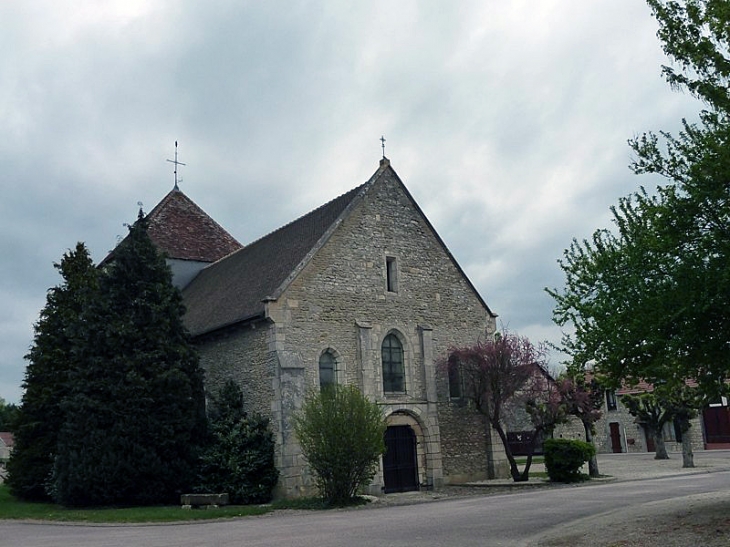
[0,484,280,523]
[514,456,544,465]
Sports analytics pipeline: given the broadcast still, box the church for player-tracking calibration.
[141,156,507,497]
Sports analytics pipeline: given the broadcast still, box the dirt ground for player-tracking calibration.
[531,491,730,547]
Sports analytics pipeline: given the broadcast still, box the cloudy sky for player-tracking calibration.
[0,1,702,403]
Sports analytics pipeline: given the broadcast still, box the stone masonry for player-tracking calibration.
[192,160,507,497]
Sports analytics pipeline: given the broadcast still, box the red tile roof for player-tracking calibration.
[146,189,242,263]
[0,432,13,448]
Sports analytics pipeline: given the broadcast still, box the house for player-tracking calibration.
[0,432,14,481]
[556,378,723,454]
[142,158,507,497]
[594,383,724,454]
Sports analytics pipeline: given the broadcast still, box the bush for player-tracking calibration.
[196,381,279,504]
[293,385,386,505]
[544,438,595,483]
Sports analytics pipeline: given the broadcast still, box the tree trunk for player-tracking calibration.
[654,430,669,460]
[582,420,600,477]
[490,420,532,482]
[681,424,694,468]
[492,421,524,482]
[517,428,543,482]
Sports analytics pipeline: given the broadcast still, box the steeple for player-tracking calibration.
[166,141,186,190]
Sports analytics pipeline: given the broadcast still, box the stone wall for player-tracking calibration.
[553,393,706,454]
[195,166,503,497]
[264,167,502,493]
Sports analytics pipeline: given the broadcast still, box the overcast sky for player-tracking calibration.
[0,1,702,404]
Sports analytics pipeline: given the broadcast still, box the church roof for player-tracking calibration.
[182,174,370,336]
[145,188,242,262]
[183,160,495,337]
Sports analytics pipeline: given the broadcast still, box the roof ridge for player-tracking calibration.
[182,163,386,336]
[237,181,371,252]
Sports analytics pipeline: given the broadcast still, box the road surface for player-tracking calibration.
[2,471,729,547]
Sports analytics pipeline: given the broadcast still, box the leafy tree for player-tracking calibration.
[621,392,677,460]
[548,0,730,403]
[6,243,98,501]
[0,398,19,432]
[293,384,385,505]
[674,402,698,468]
[556,375,603,477]
[51,213,206,506]
[196,380,279,504]
[445,332,565,482]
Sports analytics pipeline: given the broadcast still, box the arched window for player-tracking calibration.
[319,350,336,389]
[382,334,405,393]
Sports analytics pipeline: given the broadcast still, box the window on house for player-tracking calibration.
[448,359,462,398]
[382,334,405,392]
[606,390,618,411]
[386,256,398,293]
[319,351,336,389]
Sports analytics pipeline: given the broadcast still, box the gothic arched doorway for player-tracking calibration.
[383,425,419,493]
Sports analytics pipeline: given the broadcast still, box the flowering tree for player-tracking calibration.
[446,332,565,482]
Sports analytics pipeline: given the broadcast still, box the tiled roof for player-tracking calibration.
[146,189,242,263]
[0,432,13,448]
[182,160,495,337]
[182,177,370,336]
[617,378,698,396]
[585,371,699,395]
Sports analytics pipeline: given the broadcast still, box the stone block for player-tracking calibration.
[180,493,229,509]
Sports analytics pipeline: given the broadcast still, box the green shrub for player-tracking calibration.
[196,381,279,504]
[293,385,386,505]
[544,438,595,483]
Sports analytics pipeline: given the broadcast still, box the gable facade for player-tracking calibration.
[181,160,506,497]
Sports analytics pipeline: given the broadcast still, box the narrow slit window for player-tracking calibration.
[606,390,618,411]
[386,256,398,293]
[448,359,463,399]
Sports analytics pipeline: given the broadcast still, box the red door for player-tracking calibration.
[609,422,622,453]
[645,427,656,452]
[703,407,730,445]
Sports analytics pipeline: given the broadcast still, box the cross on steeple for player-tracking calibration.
[166,141,186,190]
[380,135,386,159]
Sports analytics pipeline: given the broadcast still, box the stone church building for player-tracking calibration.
[141,158,506,497]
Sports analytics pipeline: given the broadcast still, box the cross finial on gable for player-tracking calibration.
[380,135,386,159]
[166,141,186,190]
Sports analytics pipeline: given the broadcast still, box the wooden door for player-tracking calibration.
[703,407,730,444]
[609,422,622,453]
[383,426,419,493]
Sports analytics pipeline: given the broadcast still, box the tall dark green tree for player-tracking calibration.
[51,212,206,506]
[7,243,98,501]
[548,0,730,402]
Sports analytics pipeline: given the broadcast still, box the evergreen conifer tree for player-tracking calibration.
[7,243,98,501]
[197,380,279,504]
[51,212,206,506]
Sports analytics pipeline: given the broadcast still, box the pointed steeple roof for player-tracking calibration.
[145,188,242,263]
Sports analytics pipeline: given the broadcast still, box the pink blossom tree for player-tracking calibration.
[445,332,566,482]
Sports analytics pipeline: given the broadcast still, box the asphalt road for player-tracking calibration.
[3,470,730,547]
